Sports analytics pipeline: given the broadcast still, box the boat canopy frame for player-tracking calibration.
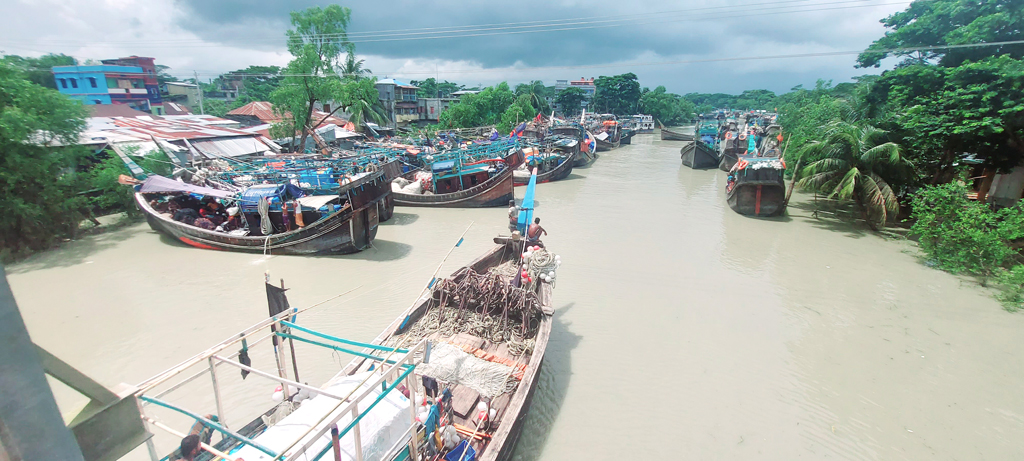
[133,285,430,461]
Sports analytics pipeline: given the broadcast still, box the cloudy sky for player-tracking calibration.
[0,0,907,94]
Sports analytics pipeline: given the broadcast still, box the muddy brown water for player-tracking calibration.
[8,135,1024,460]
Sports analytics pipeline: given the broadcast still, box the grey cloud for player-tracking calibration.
[170,0,897,92]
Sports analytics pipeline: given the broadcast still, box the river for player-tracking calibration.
[8,134,1024,460]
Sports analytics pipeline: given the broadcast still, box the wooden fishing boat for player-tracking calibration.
[619,128,635,145]
[392,149,524,208]
[726,156,787,216]
[594,134,620,151]
[344,236,553,461]
[660,126,694,141]
[514,151,575,185]
[680,141,720,169]
[135,170,390,255]
[553,125,596,168]
[718,135,746,171]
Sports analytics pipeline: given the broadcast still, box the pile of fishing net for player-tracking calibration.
[416,343,519,398]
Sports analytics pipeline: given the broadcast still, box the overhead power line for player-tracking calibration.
[6,0,915,47]
[186,39,1024,78]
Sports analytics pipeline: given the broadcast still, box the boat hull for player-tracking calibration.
[595,138,619,151]
[344,241,553,461]
[727,167,787,217]
[619,130,635,145]
[514,152,575,186]
[393,150,524,208]
[136,173,390,255]
[680,141,720,169]
[660,127,694,141]
[573,149,597,167]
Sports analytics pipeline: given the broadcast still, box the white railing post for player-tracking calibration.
[208,357,227,429]
[351,405,363,461]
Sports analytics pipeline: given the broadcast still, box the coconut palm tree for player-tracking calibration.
[796,121,912,230]
[515,80,551,114]
[339,52,372,80]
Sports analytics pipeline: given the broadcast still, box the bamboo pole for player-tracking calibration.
[351,406,363,461]
[211,355,351,402]
[208,357,227,429]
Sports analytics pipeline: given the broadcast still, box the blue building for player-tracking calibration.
[52,65,152,112]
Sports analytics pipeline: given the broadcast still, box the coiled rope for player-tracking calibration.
[258,197,273,236]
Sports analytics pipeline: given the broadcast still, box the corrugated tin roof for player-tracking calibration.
[189,137,272,159]
[226,101,348,129]
[162,102,192,115]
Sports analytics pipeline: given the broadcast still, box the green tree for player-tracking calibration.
[202,99,230,118]
[411,78,463,98]
[437,82,515,128]
[555,87,586,116]
[0,62,92,257]
[226,66,282,102]
[857,0,1024,68]
[796,122,912,230]
[2,53,77,89]
[592,73,640,115]
[639,86,682,125]
[339,52,371,80]
[498,94,537,133]
[154,64,178,86]
[514,80,551,114]
[270,5,351,149]
[910,182,1024,276]
[335,78,387,133]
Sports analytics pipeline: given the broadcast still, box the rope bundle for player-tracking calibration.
[258,197,273,236]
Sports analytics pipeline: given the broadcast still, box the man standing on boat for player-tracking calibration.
[175,414,217,461]
[528,217,547,247]
[508,200,520,233]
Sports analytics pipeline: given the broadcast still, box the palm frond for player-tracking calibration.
[830,167,861,200]
[796,170,841,192]
[860,141,902,165]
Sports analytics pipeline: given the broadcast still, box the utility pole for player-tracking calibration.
[194,70,205,115]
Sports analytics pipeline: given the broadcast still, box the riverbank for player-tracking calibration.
[7,136,1024,460]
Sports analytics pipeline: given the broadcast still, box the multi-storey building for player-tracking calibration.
[52,56,166,114]
[375,79,419,127]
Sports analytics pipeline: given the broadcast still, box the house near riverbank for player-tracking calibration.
[71,106,281,175]
[225,101,363,150]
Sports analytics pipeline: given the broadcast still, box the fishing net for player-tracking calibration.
[416,343,518,398]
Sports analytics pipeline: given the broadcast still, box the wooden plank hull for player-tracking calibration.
[680,141,720,169]
[136,174,390,255]
[619,130,635,145]
[393,150,524,208]
[343,241,553,461]
[595,138,619,151]
[660,127,694,141]
[514,152,575,186]
[727,167,787,217]
[573,149,597,167]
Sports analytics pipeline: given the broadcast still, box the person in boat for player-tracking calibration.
[199,198,228,226]
[508,200,520,233]
[176,414,217,461]
[527,217,547,247]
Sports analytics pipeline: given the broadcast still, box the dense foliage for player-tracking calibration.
[638,86,695,126]
[270,5,352,148]
[438,82,516,128]
[2,54,77,89]
[0,62,91,258]
[910,183,1024,276]
[411,78,464,98]
[554,87,586,115]
[592,73,640,116]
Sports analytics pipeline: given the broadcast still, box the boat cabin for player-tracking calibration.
[431,161,496,194]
